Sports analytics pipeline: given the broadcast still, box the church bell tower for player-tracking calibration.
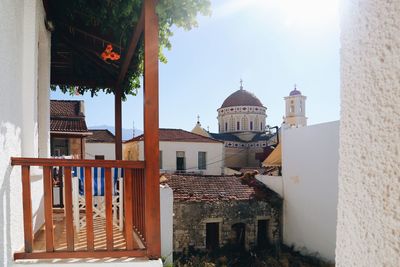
[283,85,307,127]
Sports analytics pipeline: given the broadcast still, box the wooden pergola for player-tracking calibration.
[12,0,160,260]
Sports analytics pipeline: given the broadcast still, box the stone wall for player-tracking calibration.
[173,200,280,252]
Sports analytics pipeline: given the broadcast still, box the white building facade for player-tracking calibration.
[124,129,224,176]
[258,121,339,262]
[0,1,50,265]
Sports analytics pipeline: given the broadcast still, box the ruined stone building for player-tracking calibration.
[164,174,282,252]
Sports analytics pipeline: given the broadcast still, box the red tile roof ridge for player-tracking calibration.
[124,128,223,144]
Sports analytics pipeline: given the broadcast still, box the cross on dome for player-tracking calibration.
[240,79,243,90]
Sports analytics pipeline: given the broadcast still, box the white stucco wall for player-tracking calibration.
[86,142,116,160]
[256,175,283,197]
[137,141,224,175]
[336,1,400,266]
[160,185,173,265]
[281,121,339,261]
[0,0,50,265]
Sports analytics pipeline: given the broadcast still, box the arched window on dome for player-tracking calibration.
[255,116,259,131]
[260,122,263,131]
[236,121,240,131]
[229,117,235,132]
[225,122,228,132]
[250,121,253,130]
[242,117,248,131]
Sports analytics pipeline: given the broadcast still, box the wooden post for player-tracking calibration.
[21,166,33,253]
[115,87,122,160]
[143,0,161,258]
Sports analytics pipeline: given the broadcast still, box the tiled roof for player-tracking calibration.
[125,128,222,143]
[50,100,89,133]
[208,132,243,142]
[51,118,88,133]
[50,100,84,117]
[164,174,259,202]
[87,129,115,143]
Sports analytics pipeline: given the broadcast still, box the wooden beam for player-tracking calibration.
[14,249,147,260]
[10,157,145,168]
[116,9,144,87]
[143,0,161,259]
[114,86,122,160]
[113,5,144,161]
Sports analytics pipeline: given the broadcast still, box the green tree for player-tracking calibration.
[51,0,211,98]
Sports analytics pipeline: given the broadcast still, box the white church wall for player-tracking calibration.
[336,0,400,266]
[86,142,116,160]
[281,121,339,261]
[0,0,49,265]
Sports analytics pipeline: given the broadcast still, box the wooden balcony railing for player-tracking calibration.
[11,157,156,260]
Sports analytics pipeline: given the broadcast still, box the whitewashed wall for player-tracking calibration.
[0,0,49,265]
[280,121,339,261]
[86,142,116,160]
[336,0,400,266]
[137,141,224,175]
[160,185,173,265]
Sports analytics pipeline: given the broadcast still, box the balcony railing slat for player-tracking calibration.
[21,166,33,253]
[63,166,74,251]
[84,167,94,251]
[105,168,113,251]
[43,166,54,252]
[124,168,134,250]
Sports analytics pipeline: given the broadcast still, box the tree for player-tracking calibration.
[50,0,211,98]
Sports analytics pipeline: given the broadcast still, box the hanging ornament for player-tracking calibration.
[101,44,120,61]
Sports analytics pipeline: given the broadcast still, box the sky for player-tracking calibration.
[51,0,340,133]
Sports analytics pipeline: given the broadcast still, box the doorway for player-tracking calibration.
[206,222,219,250]
[232,223,246,249]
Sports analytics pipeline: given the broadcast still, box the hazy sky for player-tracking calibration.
[51,0,340,133]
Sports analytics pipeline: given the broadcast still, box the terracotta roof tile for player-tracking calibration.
[50,100,88,133]
[87,129,115,143]
[50,118,88,132]
[125,128,222,143]
[50,100,84,117]
[165,175,257,202]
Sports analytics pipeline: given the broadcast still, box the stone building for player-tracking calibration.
[165,174,282,252]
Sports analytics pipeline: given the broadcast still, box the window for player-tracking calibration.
[260,122,263,131]
[176,151,185,171]
[225,122,228,131]
[159,150,163,169]
[250,121,253,130]
[290,105,294,113]
[198,151,206,170]
[237,121,240,130]
[95,155,105,160]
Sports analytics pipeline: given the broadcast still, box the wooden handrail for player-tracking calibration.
[11,157,145,168]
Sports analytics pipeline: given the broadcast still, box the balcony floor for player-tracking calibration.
[32,210,144,251]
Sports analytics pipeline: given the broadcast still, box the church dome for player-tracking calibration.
[289,86,302,96]
[221,89,264,108]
